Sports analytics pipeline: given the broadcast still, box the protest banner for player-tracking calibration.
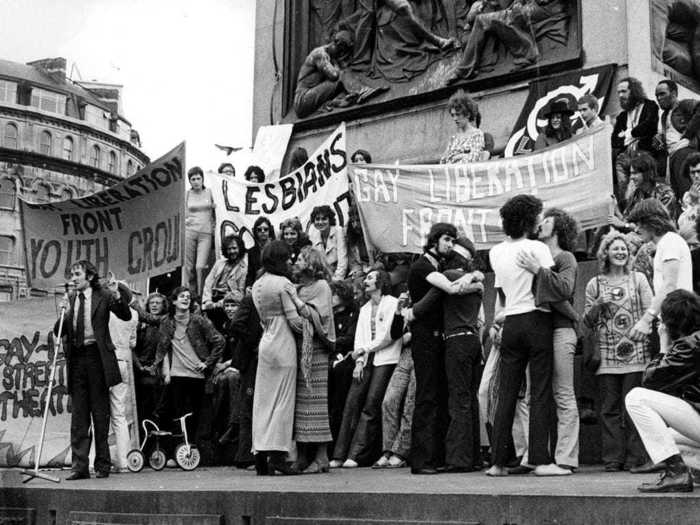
[211,124,350,252]
[252,124,294,180]
[0,296,138,467]
[505,65,616,156]
[352,125,614,253]
[21,143,186,291]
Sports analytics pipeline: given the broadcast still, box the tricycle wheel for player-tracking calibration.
[149,448,167,471]
[126,449,145,472]
[174,443,200,471]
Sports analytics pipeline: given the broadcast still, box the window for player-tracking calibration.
[4,123,18,149]
[40,130,52,155]
[0,235,14,265]
[30,88,66,114]
[108,151,117,174]
[0,178,16,210]
[91,145,101,168]
[126,159,133,176]
[0,80,17,104]
[63,136,74,160]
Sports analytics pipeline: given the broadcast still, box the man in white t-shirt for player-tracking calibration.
[628,198,693,343]
[486,194,568,477]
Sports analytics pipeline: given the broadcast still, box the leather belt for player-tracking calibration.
[444,330,474,341]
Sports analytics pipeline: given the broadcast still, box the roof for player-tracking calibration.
[0,58,114,115]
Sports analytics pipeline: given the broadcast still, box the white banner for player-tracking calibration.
[252,124,294,180]
[211,124,351,251]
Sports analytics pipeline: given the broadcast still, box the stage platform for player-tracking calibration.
[2,465,698,525]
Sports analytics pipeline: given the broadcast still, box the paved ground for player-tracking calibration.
[7,465,700,498]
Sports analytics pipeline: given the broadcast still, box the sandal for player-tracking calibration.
[303,460,329,474]
[386,456,406,469]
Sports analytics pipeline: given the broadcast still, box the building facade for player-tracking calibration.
[0,57,149,301]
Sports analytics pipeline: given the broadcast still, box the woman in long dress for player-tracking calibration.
[251,240,304,475]
[287,246,336,473]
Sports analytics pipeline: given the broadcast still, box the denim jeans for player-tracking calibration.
[382,350,415,459]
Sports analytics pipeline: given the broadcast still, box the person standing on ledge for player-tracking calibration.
[56,261,132,480]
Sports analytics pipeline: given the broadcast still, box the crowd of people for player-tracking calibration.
[58,74,700,495]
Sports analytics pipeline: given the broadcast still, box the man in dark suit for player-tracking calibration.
[55,260,132,480]
[612,77,659,203]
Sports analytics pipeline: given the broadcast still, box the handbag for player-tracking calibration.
[582,276,602,372]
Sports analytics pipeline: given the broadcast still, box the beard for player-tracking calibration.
[619,96,634,111]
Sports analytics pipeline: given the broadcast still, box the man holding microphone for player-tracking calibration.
[56,260,132,480]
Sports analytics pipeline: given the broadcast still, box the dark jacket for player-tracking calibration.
[227,294,262,374]
[642,330,700,412]
[333,306,359,357]
[670,99,700,145]
[156,312,225,393]
[612,98,659,153]
[55,285,132,395]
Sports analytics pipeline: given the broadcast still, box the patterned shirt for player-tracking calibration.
[440,128,485,164]
[584,272,653,375]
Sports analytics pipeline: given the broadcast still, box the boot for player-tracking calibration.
[254,453,270,476]
[268,451,300,475]
[638,455,693,493]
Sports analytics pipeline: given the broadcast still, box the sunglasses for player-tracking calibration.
[257,226,270,232]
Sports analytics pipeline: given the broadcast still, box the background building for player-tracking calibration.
[0,56,149,301]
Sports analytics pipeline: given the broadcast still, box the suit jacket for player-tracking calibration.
[55,285,132,395]
[612,98,659,152]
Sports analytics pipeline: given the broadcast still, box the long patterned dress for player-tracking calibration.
[251,273,302,453]
[294,279,335,443]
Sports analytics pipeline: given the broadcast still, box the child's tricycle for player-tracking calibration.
[126,413,201,472]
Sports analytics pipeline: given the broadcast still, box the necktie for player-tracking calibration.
[75,292,85,348]
[661,109,670,148]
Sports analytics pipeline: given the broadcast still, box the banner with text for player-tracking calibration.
[211,124,350,252]
[353,125,613,253]
[21,143,186,291]
[0,297,139,467]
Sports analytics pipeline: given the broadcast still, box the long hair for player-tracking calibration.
[297,245,332,282]
[544,208,579,252]
[626,198,677,236]
[280,217,310,249]
[330,280,357,311]
[544,115,572,141]
[620,77,647,108]
[500,194,543,239]
[596,231,632,275]
[261,240,291,278]
[220,233,246,259]
[367,269,393,296]
[168,286,196,315]
[346,204,365,246]
[252,216,276,244]
[626,151,657,187]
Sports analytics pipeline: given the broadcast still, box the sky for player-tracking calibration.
[0,0,256,171]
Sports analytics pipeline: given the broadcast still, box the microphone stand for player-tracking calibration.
[21,288,67,484]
